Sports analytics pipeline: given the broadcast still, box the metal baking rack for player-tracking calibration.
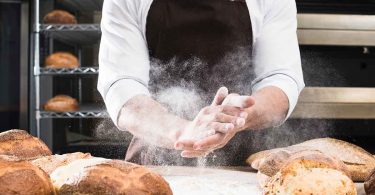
[39,110,107,119]
[31,0,105,147]
[38,67,99,75]
[40,24,101,45]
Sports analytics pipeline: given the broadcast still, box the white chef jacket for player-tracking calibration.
[98,0,305,126]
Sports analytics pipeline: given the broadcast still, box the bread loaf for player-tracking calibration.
[43,10,77,24]
[45,52,79,68]
[32,152,92,174]
[257,150,350,179]
[44,95,79,112]
[365,168,375,195]
[247,138,375,181]
[0,159,55,195]
[0,130,51,160]
[263,158,357,195]
[50,158,173,195]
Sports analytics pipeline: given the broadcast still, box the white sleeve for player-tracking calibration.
[251,0,305,120]
[98,0,150,127]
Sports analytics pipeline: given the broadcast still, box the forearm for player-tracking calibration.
[118,95,189,149]
[244,86,289,130]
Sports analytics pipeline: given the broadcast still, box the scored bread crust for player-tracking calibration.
[263,159,357,195]
[32,152,92,174]
[43,10,77,24]
[44,95,79,112]
[0,130,51,160]
[0,160,55,195]
[247,138,375,182]
[365,168,375,195]
[51,158,173,195]
[45,52,79,69]
[257,150,351,179]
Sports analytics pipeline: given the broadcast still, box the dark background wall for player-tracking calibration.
[0,2,21,131]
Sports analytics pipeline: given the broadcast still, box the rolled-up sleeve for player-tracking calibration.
[98,0,150,126]
[251,0,305,119]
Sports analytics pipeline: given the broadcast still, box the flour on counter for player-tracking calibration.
[164,176,261,195]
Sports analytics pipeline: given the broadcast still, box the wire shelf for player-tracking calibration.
[57,0,104,12]
[39,105,108,119]
[39,111,107,119]
[39,67,99,75]
[40,24,101,45]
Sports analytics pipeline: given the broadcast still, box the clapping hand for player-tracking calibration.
[174,87,255,158]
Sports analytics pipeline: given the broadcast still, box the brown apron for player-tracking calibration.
[125,0,255,166]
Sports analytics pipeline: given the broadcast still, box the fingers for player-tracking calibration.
[193,133,225,150]
[211,87,229,106]
[174,140,195,150]
[222,95,255,109]
[202,105,246,118]
[206,122,234,134]
[213,113,244,126]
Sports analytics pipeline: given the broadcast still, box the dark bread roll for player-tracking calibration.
[44,95,79,112]
[51,158,173,195]
[0,129,51,160]
[0,159,55,195]
[365,168,375,195]
[43,10,77,24]
[45,52,79,68]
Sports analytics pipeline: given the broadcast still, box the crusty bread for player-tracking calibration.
[247,138,375,182]
[43,10,77,24]
[263,158,357,195]
[50,158,173,195]
[0,154,20,161]
[45,52,79,68]
[258,150,350,179]
[0,159,55,195]
[32,152,92,174]
[365,168,375,195]
[44,95,79,112]
[0,130,51,160]
[295,138,375,182]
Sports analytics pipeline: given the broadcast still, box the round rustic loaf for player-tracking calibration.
[50,158,173,195]
[43,10,77,24]
[0,159,55,195]
[0,129,51,160]
[263,158,356,195]
[44,95,79,112]
[45,52,79,68]
[365,168,375,195]
[32,152,92,174]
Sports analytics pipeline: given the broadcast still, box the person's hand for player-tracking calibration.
[190,93,255,152]
[174,87,248,157]
[176,88,254,158]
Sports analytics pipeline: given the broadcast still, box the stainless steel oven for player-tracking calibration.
[263,9,375,153]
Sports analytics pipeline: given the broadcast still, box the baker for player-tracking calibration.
[98,0,305,166]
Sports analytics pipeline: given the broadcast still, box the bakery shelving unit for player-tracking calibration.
[31,0,108,151]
